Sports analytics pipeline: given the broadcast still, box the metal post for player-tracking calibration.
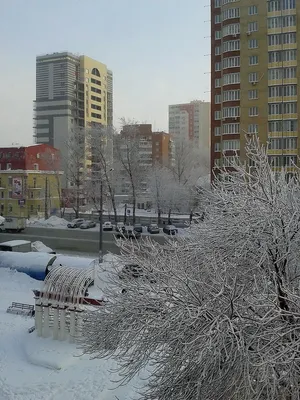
[124,203,127,224]
[44,177,48,219]
[99,179,103,264]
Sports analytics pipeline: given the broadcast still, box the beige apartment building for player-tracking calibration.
[211,0,298,177]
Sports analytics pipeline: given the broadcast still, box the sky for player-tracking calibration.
[0,0,211,146]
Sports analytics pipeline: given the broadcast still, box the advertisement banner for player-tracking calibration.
[12,177,23,199]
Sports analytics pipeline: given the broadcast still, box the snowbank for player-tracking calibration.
[31,240,55,253]
[28,215,69,228]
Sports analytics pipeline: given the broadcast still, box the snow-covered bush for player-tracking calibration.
[81,137,300,400]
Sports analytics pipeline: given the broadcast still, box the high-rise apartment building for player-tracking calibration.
[34,52,113,182]
[168,100,210,153]
[211,0,298,175]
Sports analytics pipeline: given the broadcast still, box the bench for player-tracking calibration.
[6,302,35,317]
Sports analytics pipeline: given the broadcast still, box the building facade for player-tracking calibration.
[168,100,210,153]
[34,52,113,184]
[0,144,62,218]
[211,0,298,175]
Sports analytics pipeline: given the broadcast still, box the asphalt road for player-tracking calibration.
[0,227,167,255]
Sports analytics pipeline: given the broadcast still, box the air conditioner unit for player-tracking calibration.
[247,31,251,36]
[251,81,257,86]
[233,117,238,121]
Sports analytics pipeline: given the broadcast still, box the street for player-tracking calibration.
[0,227,167,255]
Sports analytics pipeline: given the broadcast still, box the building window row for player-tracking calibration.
[222,23,240,37]
[223,89,240,102]
[91,112,101,119]
[268,50,297,63]
[91,104,101,111]
[268,156,297,167]
[91,95,101,102]
[268,137,297,150]
[267,0,296,12]
[268,33,296,46]
[268,102,297,115]
[268,15,296,29]
[268,67,296,80]
[91,86,101,94]
[223,56,240,69]
[223,40,240,53]
[268,120,297,132]
[222,123,240,135]
[222,8,240,21]
[223,106,240,118]
[223,72,240,85]
[268,85,297,97]
[223,139,240,151]
[91,78,101,86]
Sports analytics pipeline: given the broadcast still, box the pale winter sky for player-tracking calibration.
[0,0,211,146]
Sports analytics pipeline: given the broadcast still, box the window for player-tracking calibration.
[6,163,11,170]
[8,191,12,199]
[215,46,221,55]
[91,95,101,102]
[268,102,297,115]
[91,112,101,119]
[223,140,240,151]
[215,31,222,39]
[268,156,297,168]
[222,56,240,69]
[268,15,296,29]
[268,50,297,63]
[30,191,34,199]
[215,62,221,71]
[248,124,258,134]
[1,192,3,199]
[268,85,297,97]
[215,111,221,120]
[249,72,258,83]
[269,120,297,132]
[91,87,101,94]
[222,107,240,118]
[214,158,221,168]
[248,22,258,32]
[215,0,221,6]
[222,8,240,21]
[33,177,37,188]
[30,205,34,213]
[248,89,258,99]
[215,14,221,23]
[91,78,101,85]
[249,106,259,116]
[223,123,240,134]
[223,40,240,52]
[215,78,221,88]
[215,94,221,104]
[8,177,12,186]
[33,163,39,170]
[268,33,296,46]
[91,68,100,77]
[248,39,258,49]
[249,55,259,65]
[8,203,12,213]
[222,23,240,37]
[223,72,240,85]
[214,127,221,136]
[268,67,297,80]
[248,5,258,15]
[223,90,240,101]
[267,0,296,12]
[215,142,221,152]
[91,104,101,111]
[268,137,297,150]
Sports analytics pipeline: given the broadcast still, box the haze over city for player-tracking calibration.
[0,0,210,146]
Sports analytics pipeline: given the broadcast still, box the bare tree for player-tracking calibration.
[114,119,147,225]
[65,127,87,218]
[81,137,300,400]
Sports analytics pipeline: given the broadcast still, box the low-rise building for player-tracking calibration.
[0,144,62,218]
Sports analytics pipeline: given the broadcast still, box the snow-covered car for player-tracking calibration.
[80,220,96,229]
[147,224,160,234]
[115,226,141,240]
[67,218,85,228]
[133,223,143,233]
[103,221,113,231]
[163,225,178,235]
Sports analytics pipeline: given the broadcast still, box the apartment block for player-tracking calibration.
[211,0,298,176]
[169,100,210,154]
[0,144,62,218]
[34,52,113,184]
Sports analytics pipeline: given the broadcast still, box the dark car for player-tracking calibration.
[80,220,96,229]
[147,224,160,234]
[67,218,85,228]
[134,223,143,233]
[115,226,141,239]
[163,224,178,235]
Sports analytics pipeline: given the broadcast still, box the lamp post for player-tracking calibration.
[99,178,103,264]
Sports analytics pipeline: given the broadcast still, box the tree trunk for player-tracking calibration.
[168,208,172,224]
[158,208,162,224]
[111,197,118,223]
[132,187,136,225]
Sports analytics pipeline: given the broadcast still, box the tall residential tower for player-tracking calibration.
[211,0,298,175]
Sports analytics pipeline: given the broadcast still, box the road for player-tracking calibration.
[0,227,167,255]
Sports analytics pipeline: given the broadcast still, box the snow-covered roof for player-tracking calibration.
[0,240,31,247]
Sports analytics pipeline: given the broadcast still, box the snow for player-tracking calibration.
[0,239,31,247]
[0,215,5,224]
[28,215,69,228]
[31,241,54,253]
[0,266,148,400]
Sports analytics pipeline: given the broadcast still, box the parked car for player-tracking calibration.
[115,222,125,233]
[163,224,178,235]
[115,226,141,239]
[103,221,113,231]
[80,220,96,229]
[134,223,143,233]
[119,264,156,283]
[147,224,160,234]
[67,218,85,228]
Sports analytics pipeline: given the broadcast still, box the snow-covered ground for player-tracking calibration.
[0,266,149,400]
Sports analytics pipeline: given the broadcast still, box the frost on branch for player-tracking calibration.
[80,137,300,400]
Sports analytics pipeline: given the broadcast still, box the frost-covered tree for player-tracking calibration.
[81,137,300,400]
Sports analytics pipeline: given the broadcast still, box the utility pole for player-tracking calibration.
[99,178,103,264]
[44,177,48,219]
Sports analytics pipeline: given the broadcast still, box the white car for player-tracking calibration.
[103,221,113,231]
